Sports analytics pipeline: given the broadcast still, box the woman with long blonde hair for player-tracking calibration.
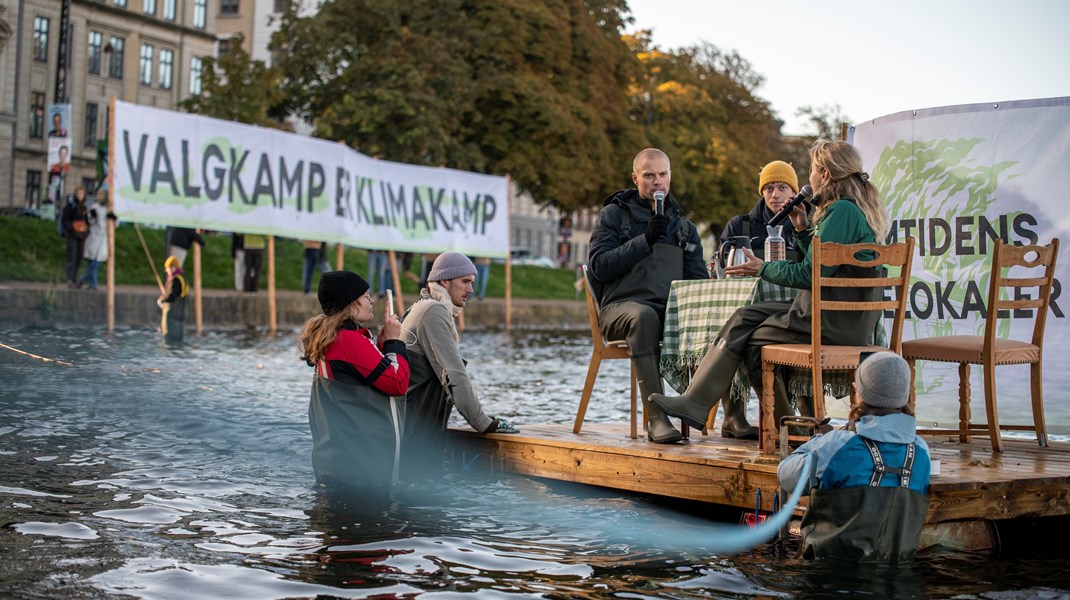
[652,139,891,436]
[301,271,409,494]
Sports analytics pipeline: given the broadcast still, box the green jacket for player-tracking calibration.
[758,198,877,289]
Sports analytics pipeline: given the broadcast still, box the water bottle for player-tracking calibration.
[764,225,785,262]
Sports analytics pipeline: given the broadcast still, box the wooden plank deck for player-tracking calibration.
[447,423,1070,525]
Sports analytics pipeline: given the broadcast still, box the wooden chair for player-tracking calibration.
[573,264,640,438]
[759,236,915,453]
[903,238,1059,452]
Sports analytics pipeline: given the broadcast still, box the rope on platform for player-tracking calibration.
[0,342,73,366]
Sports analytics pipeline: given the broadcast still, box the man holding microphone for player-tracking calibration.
[587,148,708,444]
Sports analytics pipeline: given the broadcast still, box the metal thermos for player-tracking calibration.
[718,236,752,277]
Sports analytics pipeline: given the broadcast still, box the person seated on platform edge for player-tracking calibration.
[399,252,519,477]
[652,139,890,438]
[778,352,931,562]
[587,148,708,444]
[719,160,809,265]
[300,271,409,492]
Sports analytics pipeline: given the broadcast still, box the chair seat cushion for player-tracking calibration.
[901,335,1039,365]
[762,344,889,370]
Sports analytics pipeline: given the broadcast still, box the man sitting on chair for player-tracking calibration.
[587,148,708,444]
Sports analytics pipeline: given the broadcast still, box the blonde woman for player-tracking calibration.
[300,271,409,492]
[652,139,890,436]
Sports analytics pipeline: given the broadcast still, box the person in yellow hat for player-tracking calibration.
[719,160,808,266]
[157,255,189,342]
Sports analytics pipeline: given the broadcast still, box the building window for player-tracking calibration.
[30,92,46,139]
[87,31,102,75]
[108,36,125,79]
[82,178,98,196]
[162,0,176,20]
[221,0,239,15]
[33,17,49,62]
[218,38,231,58]
[84,103,98,148]
[189,57,203,95]
[114,0,127,7]
[139,44,154,85]
[143,0,156,16]
[194,0,207,28]
[26,171,43,208]
[158,49,174,89]
[274,0,289,12]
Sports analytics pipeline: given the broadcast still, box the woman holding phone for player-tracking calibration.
[299,271,409,495]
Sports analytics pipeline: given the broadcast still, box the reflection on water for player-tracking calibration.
[1,325,1068,599]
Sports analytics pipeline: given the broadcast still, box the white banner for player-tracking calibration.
[852,97,1070,434]
[110,101,509,257]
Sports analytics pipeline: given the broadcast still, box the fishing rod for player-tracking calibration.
[133,223,166,294]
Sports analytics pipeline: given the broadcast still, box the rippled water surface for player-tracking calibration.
[2,325,1069,599]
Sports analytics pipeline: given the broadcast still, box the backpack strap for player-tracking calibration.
[619,208,632,245]
[862,437,916,488]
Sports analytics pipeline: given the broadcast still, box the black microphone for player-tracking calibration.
[653,190,665,215]
[767,184,813,227]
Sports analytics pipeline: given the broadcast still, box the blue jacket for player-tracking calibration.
[779,413,931,495]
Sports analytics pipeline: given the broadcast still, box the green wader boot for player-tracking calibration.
[650,345,741,431]
[634,356,682,444]
[719,390,759,440]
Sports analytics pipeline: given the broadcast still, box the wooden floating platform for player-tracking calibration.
[447,423,1070,527]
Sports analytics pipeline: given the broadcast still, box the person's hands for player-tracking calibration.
[723,247,764,277]
[788,204,809,232]
[487,417,520,434]
[378,314,402,342]
[645,214,669,247]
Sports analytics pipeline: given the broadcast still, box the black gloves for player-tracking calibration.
[645,214,669,247]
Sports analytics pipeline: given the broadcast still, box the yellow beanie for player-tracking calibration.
[164,256,180,269]
[758,161,799,195]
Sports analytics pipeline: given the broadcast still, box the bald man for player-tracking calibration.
[587,148,708,444]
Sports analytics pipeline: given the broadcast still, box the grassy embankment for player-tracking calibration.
[0,215,579,300]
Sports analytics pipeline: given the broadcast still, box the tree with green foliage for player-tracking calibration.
[180,34,287,129]
[270,0,644,213]
[627,33,785,233]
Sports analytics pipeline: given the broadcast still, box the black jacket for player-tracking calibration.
[588,189,707,307]
[720,198,808,263]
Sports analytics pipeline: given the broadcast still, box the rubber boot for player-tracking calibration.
[720,390,759,440]
[633,356,682,444]
[650,345,740,430]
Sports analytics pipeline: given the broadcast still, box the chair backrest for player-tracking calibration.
[984,238,1060,350]
[811,235,916,355]
[581,264,608,350]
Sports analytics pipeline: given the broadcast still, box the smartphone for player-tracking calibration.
[385,289,394,317]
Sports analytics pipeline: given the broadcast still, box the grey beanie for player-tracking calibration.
[428,252,476,282]
[856,352,911,409]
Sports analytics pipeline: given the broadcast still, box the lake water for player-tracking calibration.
[2,325,1069,599]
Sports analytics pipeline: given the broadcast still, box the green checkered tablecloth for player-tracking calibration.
[659,278,887,401]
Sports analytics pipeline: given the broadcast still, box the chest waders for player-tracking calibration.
[799,438,929,562]
[309,364,405,497]
[600,209,695,443]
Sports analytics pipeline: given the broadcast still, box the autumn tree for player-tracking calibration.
[628,34,785,233]
[271,0,644,212]
[180,34,287,129]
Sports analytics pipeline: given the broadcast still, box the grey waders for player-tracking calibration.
[634,355,682,444]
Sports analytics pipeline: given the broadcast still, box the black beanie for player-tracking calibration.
[317,270,369,316]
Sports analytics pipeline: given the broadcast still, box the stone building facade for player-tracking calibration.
[1,0,216,209]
